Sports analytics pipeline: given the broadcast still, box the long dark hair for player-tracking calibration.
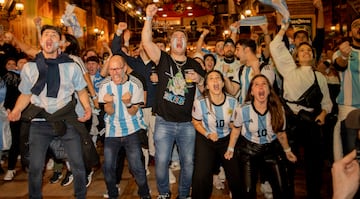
[202,70,226,113]
[245,74,284,133]
[64,33,80,56]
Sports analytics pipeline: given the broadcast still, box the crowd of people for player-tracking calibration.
[1,0,360,198]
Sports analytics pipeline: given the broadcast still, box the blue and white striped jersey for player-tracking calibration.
[334,48,360,108]
[233,102,285,144]
[98,75,146,138]
[234,64,275,104]
[19,59,87,114]
[192,94,238,138]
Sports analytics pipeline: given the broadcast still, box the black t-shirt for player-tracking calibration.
[3,70,21,110]
[154,51,205,122]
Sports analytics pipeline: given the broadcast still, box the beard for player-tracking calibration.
[224,51,234,58]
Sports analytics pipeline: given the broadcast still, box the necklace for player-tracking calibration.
[171,55,187,69]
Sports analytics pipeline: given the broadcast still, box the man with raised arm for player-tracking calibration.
[141,4,205,199]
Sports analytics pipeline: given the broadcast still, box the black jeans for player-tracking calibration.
[286,113,323,199]
[238,136,290,199]
[191,133,241,199]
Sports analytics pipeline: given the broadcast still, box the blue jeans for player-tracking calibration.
[154,116,195,198]
[103,132,150,198]
[28,121,86,199]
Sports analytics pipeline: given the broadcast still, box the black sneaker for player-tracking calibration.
[49,171,63,183]
[61,171,73,186]
[157,193,171,199]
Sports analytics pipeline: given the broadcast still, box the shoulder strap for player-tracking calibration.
[285,70,319,105]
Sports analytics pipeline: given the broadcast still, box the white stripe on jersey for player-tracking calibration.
[192,94,238,138]
[98,75,146,137]
[233,103,277,144]
[236,65,275,104]
[335,48,360,108]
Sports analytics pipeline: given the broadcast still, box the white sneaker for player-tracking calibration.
[46,158,54,170]
[218,166,226,182]
[4,170,16,181]
[169,161,180,171]
[260,181,273,199]
[213,175,225,190]
[169,169,176,184]
[103,185,120,198]
[86,171,94,187]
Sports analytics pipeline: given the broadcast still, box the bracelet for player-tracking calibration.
[341,55,349,60]
[91,95,97,100]
[126,103,133,108]
[230,26,237,33]
[227,147,234,152]
[145,16,153,21]
[200,34,205,38]
[284,147,291,153]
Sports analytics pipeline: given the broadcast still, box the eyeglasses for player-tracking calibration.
[109,67,122,71]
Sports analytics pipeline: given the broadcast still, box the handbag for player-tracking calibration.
[286,71,323,109]
[297,109,316,123]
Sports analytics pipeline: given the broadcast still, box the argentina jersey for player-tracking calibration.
[335,48,360,108]
[19,61,87,114]
[192,95,238,138]
[238,66,252,104]
[98,75,146,138]
[237,65,275,104]
[233,103,277,144]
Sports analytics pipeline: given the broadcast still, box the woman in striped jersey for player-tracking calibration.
[191,70,241,199]
[225,74,297,199]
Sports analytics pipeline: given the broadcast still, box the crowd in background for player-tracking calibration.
[1,0,360,198]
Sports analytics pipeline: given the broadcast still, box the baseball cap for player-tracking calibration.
[345,109,360,129]
[293,27,309,39]
[224,38,235,47]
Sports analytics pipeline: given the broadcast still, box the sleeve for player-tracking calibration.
[192,98,203,120]
[72,63,87,91]
[232,105,243,128]
[18,63,34,95]
[71,55,88,74]
[97,83,108,103]
[316,72,333,114]
[313,28,325,62]
[111,33,123,55]
[269,34,297,77]
[130,81,144,105]
[260,64,275,86]
[332,50,348,72]
[129,75,144,104]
